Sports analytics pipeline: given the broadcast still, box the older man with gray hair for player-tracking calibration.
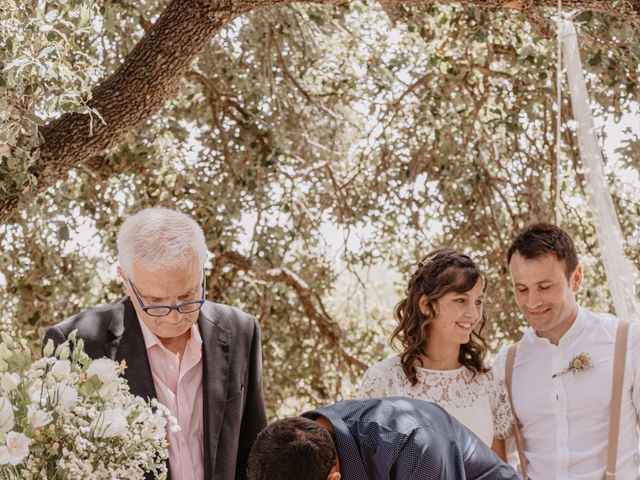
[45,207,267,480]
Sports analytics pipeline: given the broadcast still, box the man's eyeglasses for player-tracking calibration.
[128,271,206,317]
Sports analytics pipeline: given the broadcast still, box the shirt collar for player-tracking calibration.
[524,304,586,347]
[558,305,587,345]
[138,317,202,352]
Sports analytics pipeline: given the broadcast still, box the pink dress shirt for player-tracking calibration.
[139,320,204,480]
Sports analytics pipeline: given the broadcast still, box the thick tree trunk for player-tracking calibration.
[0,0,638,222]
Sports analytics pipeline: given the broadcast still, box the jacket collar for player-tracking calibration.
[105,297,157,401]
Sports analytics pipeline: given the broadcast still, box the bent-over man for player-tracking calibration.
[247,397,519,480]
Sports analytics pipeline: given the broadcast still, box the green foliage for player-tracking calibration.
[0,0,102,200]
[1,1,639,417]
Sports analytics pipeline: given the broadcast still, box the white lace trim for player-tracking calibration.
[359,356,514,441]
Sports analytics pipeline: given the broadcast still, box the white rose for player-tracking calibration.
[0,374,19,393]
[98,381,118,400]
[86,358,119,385]
[141,414,168,440]
[91,409,129,438]
[58,386,78,409]
[31,357,53,371]
[0,397,14,433]
[26,405,53,429]
[49,384,78,410]
[0,431,31,466]
[50,360,72,382]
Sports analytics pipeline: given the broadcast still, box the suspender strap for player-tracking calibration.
[505,342,528,480]
[604,321,630,480]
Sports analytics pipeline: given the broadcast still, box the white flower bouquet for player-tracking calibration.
[0,330,175,479]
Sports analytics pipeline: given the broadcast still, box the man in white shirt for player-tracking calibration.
[494,222,640,479]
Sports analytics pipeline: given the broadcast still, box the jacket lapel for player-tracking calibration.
[105,297,157,401]
[198,309,230,480]
[104,298,165,480]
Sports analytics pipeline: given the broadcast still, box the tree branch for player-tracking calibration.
[1,0,638,222]
[377,1,412,24]
[210,250,368,371]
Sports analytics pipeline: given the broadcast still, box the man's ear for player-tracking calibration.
[117,266,132,296]
[117,265,127,283]
[570,264,583,293]
[327,462,340,480]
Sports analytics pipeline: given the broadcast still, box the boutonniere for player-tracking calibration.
[552,353,593,378]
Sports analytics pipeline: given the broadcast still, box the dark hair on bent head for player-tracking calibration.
[507,223,579,279]
[391,247,489,386]
[247,417,337,480]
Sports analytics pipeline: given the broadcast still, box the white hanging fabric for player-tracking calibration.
[559,18,640,322]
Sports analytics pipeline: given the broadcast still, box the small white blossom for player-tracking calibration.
[141,414,167,440]
[50,360,72,382]
[48,383,78,409]
[0,373,20,392]
[26,406,53,429]
[91,409,128,438]
[0,431,31,465]
[86,358,119,385]
[32,357,56,370]
[169,420,181,433]
[98,381,118,400]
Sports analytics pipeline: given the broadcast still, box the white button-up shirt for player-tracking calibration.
[494,306,640,479]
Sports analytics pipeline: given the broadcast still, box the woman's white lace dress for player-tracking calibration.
[359,356,513,446]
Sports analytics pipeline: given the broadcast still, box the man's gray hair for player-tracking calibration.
[117,208,209,276]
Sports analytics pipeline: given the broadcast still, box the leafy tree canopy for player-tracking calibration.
[1,0,639,416]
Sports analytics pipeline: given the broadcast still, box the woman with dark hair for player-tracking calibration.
[359,248,513,460]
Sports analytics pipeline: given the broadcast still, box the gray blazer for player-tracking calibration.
[44,297,267,480]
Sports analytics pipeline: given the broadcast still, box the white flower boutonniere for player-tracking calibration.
[552,352,593,378]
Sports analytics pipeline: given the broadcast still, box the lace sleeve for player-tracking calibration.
[358,359,398,399]
[489,371,514,439]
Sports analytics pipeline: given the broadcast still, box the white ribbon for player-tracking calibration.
[559,19,640,322]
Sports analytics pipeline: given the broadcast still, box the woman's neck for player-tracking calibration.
[419,340,462,371]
